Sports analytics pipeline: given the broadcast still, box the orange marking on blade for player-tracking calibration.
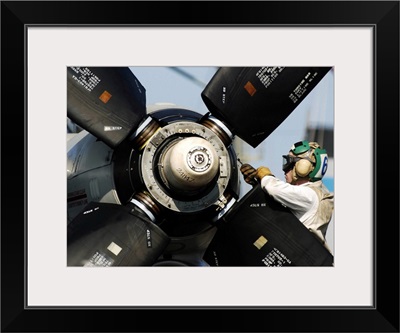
[244,81,257,96]
[99,90,112,103]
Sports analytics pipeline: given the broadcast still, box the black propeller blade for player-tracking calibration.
[67,67,147,148]
[201,67,332,148]
[67,202,170,266]
[203,184,333,266]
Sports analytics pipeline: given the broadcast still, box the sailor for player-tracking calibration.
[240,140,334,252]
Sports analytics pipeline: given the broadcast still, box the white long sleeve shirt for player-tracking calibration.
[260,175,334,251]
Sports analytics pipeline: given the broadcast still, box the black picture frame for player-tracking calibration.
[1,1,399,332]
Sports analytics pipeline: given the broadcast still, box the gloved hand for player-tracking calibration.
[256,166,273,180]
[240,163,258,186]
[240,163,273,186]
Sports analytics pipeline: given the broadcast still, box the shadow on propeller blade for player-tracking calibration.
[203,184,334,266]
[67,202,170,266]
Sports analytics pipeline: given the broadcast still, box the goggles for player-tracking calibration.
[282,155,314,172]
[282,155,300,172]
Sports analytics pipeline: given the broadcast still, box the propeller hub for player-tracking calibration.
[163,137,219,192]
[140,120,232,213]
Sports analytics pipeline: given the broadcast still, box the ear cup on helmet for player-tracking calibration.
[294,159,314,178]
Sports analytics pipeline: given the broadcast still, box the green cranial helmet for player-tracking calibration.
[282,140,329,181]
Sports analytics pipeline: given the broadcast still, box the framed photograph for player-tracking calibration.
[2,1,398,332]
